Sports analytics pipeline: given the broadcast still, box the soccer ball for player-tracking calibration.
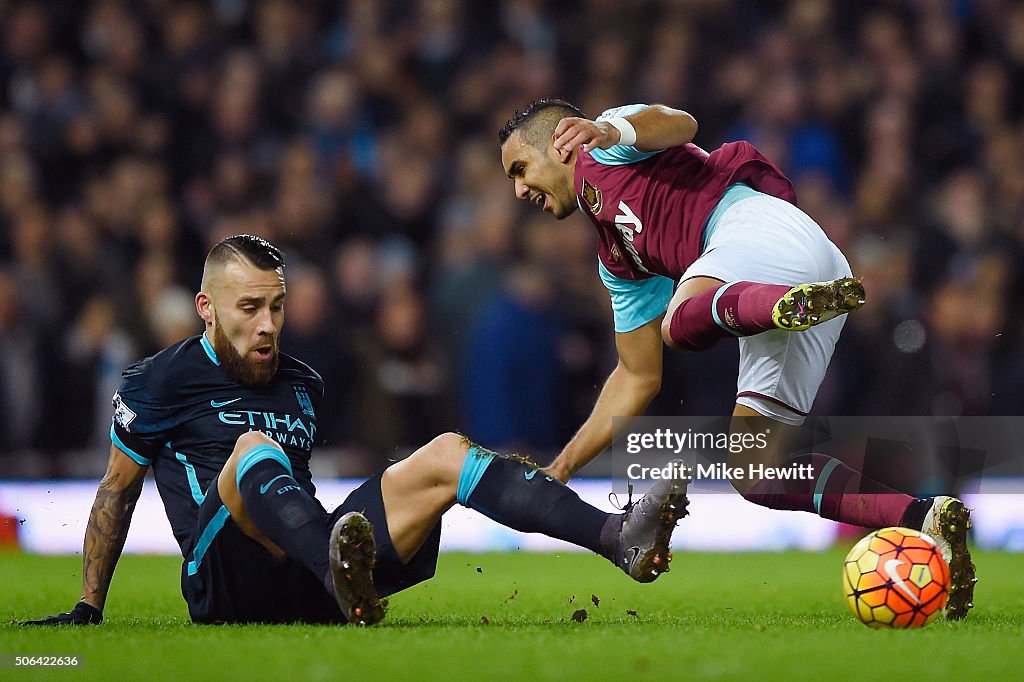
[842,527,950,628]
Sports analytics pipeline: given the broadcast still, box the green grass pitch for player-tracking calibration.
[3,549,1021,680]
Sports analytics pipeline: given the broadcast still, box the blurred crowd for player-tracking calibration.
[2,0,1023,476]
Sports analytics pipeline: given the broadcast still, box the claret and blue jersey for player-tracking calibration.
[109,333,323,552]
[577,103,796,334]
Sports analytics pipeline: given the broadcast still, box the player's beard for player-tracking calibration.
[212,323,279,386]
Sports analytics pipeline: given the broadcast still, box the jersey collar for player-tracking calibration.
[200,332,220,366]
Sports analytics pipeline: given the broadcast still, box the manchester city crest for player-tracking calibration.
[582,178,603,215]
[293,384,315,417]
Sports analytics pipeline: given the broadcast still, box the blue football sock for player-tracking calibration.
[458,445,611,556]
[235,446,331,592]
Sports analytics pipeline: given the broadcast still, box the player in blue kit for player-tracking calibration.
[25,235,687,626]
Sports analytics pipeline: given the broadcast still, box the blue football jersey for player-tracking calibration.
[110,334,324,551]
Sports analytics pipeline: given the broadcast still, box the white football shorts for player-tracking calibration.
[679,193,853,425]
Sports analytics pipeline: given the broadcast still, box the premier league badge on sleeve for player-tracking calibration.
[293,384,315,417]
[112,392,137,431]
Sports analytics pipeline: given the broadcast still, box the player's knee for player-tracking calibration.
[429,431,470,454]
[727,444,792,498]
[660,306,685,351]
[232,431,278,457]
[660,309,676,346]
[726,450,759,497]
[429,432,471,473]
[730,476,756,497]
[412,432,470,483]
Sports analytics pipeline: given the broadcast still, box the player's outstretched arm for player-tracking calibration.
[23,444,147,625]
[553,105,697,154]
[544,316,664,482]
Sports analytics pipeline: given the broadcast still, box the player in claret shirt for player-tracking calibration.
[499,99,975,620]
[25,235,686,628]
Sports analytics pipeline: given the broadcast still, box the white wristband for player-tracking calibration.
[606,117,637,146]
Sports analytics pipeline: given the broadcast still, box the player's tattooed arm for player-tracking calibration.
[81,444,148,613]
[552,105,697,155]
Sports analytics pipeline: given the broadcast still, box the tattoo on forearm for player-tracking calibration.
[81,473,144,607]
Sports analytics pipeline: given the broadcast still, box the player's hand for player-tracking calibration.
[552,117,619,157]
[22,601,103,626]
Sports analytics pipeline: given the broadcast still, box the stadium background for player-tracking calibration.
[0,0,1022,492]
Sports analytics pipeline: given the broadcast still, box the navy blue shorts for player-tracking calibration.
[181,473,441,624]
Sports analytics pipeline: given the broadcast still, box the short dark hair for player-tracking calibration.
[203,234,285,286]
[499,98,585,148]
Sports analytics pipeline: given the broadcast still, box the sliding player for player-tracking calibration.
[25,235,686,626]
